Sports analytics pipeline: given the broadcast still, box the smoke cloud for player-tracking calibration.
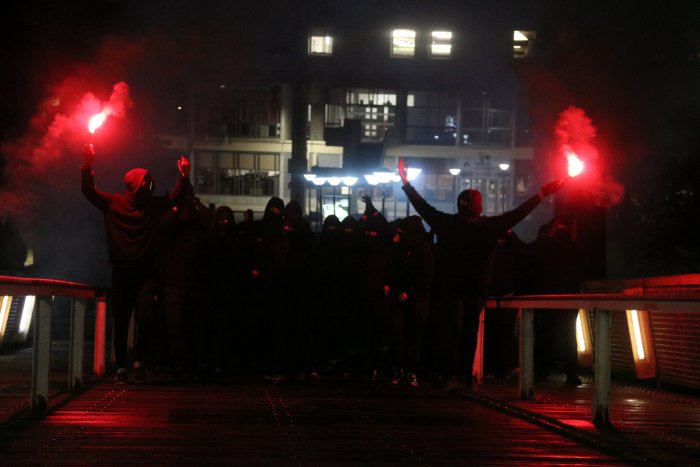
[0,81,132,219]
[555,106,625,208]
[0,81,133,282]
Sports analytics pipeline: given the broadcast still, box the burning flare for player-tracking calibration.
[88,112,108,134]
[566,151,584,178]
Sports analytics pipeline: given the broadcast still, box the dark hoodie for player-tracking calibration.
[81,165,189,264]
[402,184,544,291]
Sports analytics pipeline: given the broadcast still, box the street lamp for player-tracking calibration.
[449,168,461,213]
[498,163,510,213]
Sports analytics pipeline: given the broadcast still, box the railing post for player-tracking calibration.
[69,297,86,391]
[593,308,612,427]
[472,307,485,384]
[93,296,107,376]
[519,307,534,399]
[31,295,53,411]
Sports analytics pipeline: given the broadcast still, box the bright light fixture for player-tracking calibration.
[449,168,461,176]
[303,173,317,181]
[629,309,646,360]
[312,177,327,186]
[18,295,35,333]
[341,176,358,186]
[373,170,395,184]
[407,168,422,181]
[0,296,11,339]
[364,174,379,185]
[499,163,510,171]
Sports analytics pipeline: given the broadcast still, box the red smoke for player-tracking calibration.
[554,106,624,207]
[0,82,132,223]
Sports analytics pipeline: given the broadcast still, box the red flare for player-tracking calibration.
[566,151,584,178]
[88,112,108,134]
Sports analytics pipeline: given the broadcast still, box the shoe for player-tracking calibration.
[406,373,418,388]
[133,362,147,384]
[390,368,403,386]
[116,368,128,385]
[565,376,582,386]
[445,377,459,393]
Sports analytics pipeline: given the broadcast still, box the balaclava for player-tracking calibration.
[457,189,483,217]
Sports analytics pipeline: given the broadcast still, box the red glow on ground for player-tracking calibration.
[561,419,595,429]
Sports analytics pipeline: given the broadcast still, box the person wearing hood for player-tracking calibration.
[398,160,562,391]
[385,215,434,387]
[81,144,191,384]
[155,188,212,381]
[276,200,316,383]
[245,196,286,378]
[357,195,392,381]
[308,214,343,377]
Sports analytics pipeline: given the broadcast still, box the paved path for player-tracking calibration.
[2,345,700,465]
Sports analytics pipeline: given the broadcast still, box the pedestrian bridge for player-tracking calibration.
[1,274,699,465]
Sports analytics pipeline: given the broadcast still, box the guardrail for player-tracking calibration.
[485,293,700,427]
[0,275,108,411]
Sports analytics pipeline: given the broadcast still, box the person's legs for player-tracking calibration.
[458,291,485,388]
[110,265,142,381]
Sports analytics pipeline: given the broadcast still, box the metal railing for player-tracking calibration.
[485,293,700,427]
[0,275,107,411]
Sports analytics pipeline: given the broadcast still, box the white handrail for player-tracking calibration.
[0,275,106,411]
[486,293,700,427]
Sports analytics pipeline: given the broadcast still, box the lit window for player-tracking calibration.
[392,29,416,57]
[513,30,536,58]
[430,31,452,57]
[309,35,333,55]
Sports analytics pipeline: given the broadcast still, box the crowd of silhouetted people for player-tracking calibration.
[80,149,581,388]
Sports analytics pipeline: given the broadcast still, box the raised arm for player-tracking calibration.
[398,158,448,228]
[169,155,193,204]
[80,144,110,211]
[491,180,563,232]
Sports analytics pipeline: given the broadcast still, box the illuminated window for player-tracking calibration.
[391,29,416,57]
[513,30,536,58]
[345,89,397,142]
[309,34,333,55]
[430,31,452,58]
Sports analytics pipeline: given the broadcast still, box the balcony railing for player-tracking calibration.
[0,275,107,411]
[485,292,700,427]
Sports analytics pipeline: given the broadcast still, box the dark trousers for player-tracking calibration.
[444,288,486,382]
[389,298,430,374]
[110,262,154,370]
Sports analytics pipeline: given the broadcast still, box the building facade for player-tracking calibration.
[161,8,548,235]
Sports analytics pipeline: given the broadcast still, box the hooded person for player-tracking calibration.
[306,213,343,376]
[384,215,435,386]
[244,196,287,377]
[275,200,316,382]
[357,195,392,379]
[398,159,562,391]
[81,144,191,384]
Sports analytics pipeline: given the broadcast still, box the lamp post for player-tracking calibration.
[449,167,461,213]
[498,163,510,214]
